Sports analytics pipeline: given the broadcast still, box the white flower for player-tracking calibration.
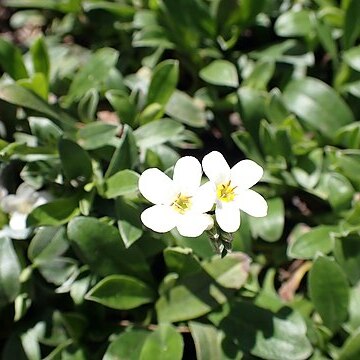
[202,151,267,233]
[0,183,50,239]
[138,156,215,237]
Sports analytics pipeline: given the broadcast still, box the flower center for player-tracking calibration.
[172,194,192,214]
[216,180,237,202]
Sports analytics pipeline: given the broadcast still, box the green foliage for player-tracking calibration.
[1,0,360,358]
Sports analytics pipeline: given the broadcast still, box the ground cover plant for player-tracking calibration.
[1,0,360,359]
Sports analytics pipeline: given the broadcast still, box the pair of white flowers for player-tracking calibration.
[139,151,267,237]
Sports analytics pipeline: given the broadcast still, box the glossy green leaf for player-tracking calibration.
[0,37,28,80]
[202,252,250,289]
[77,89,98,123]
[134,118,184,148]
[0,237,21,306]
[288,225,335,259]
[334,234,360,285]
[338,330,360,360]
[308,256,349,330]
[30,36,50,80]
[115,197,143,248]
[86,275,155,310]
[27,198,80,227]
[106,90,136,126]
[59,138,92,183]
[105,125,138,177]
[343,0,360,49]
[343,46,360,71]
[275,10,313,37]
[28,117,62,146]
[65,48,119,105]
[139,324,183,360]
[189,322,240,360]
[103,330,150,360]
[164,247,202,277]
[199,60,239,87]
[283,77,354,138]
[210,302,312,360]
[249,197,284,242]
[104,170,139,198]
[165,90,206,128]
[147,60,179,106]
[77,122,119,150]
[67,217,151,280]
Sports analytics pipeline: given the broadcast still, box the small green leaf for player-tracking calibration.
[308,256,349,330]
[30,36,50,80]
[249,197,284,242]
[86,275,155,310]
[77,122,119,150]
[106,90,136,126]
[165,90,206,128]
[27,198,80,227]
[199,60,239,87]
[104,170,139,198]
[147,60,179,106]
[139,324,184,360]
[0,237,21,307]
[59,138,92,184]
[343,0,360,49]
[343,46,360,72]
[0,38,28,80]
[275,10,313,37]
[338,329,360,360]
[134,118,184,148]
[283,77,354,138]
[288,225,335,259]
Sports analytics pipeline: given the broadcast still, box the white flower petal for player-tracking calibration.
[191,181,216,213]
[202,151,230,184]
[236,189,268,217]
[176,213,213,237]
[138,168,178,205]
[141,205,179,233]
[215,201,241,233]
[231,159,263,189]
[9,212,27,231]
[173,156,202,195]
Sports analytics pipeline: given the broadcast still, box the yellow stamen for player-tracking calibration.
[172,194,192,214]
[216,180,237,202]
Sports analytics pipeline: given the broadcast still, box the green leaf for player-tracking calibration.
[77,89,99,123]
[67,217,151,281]
[103,330,150,360]
[343,46,360,72]
[139,324,183,360]
[165,90,206,128]
[77,122,119,150]
[28,117,62,146]
[338,329,360,360]
[164,247,202,277]
[27,198,80,227]
[0,237,21,307]
[104,170,139,198]
[106,90,136,126]
[189,321,241,360]
[343,0,360,49]
[0,38,28,80]
[30,36,50,80]
[249,197,284,242]
[64,48,119,105]
[199,60,239,87]
[156,268,229,323]
[283,77,354,138]
[105,125,138,177]
[288,225,335,260]
[18,72,49,99]
[308,256,349,330]
[116,198,143,248]
[86,275,155,310]
[59,138,92,184]
[274,10,313,37]
[134,118,184,148]
[0,83,75,131]
[210,302,312,360]
[202,252,250,289]
[28,226,69,263]
[147,60,179,106]
[334,234,360,285]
